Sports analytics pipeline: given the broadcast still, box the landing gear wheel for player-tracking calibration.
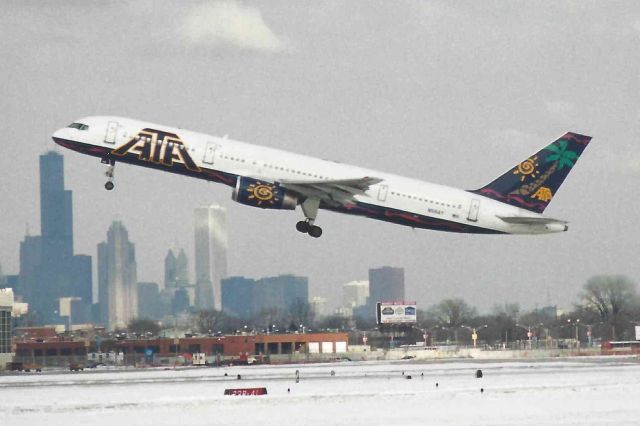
[296,221,310,233]
[103,160,116,191]
[308,225,323,238]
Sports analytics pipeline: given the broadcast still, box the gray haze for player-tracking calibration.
[1,1,639,312]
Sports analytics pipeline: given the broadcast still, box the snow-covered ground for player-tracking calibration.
[2,357,639,425]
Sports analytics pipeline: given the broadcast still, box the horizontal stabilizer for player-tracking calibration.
[497,216,567,225]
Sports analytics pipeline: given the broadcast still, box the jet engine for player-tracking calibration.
[232,176,298,210]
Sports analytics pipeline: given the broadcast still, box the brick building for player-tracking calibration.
[13,332,349,367]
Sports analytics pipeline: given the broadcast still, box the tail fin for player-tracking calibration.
[470,132,592,213]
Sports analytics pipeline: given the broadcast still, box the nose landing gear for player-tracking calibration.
[102,158,115,190]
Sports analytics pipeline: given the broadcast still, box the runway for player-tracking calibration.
[2,357,639,425]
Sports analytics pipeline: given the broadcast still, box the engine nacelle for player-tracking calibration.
[232,176,298,210]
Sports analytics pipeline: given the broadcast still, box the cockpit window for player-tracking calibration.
[68,122,89,131]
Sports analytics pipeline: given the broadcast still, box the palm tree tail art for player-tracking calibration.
[470,132,592,213]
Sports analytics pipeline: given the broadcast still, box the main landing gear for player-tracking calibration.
[296,220,322,238]
[296,198,323,238]
[102,158,115,191]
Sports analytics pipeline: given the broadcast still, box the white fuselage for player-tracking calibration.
[52,116,564,235]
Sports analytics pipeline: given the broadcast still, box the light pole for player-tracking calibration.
[567,318,581,349]
[460,325,487,348]
[471,325,488,348]
[515,324,535,349]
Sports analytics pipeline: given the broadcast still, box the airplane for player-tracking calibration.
[52,117,591,238]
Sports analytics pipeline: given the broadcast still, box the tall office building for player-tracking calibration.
[343,280,369,308]
[164,249,189,290]
[221,274,309,320]
[18,151,92,324]
[310,296,329,318]
[255,275,308,315]
[0,289,15,368]
[164,250,177,289]
[221,276,255,320]
[194,205,228,310]
[137,282,163,320]
[368,267,405,305]
[97,221,137,330]
[39,151,73,259]
[163,247,196,310]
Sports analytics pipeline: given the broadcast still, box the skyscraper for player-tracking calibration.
[368,267,405,304]
[164,248,189,290]
[310,296,329,318]
[39,151,73,259]
[343,280,370,309]
[164,250,177,290]
[253,275,309,317]
[221,276,255,319]
[221,274,309,320]
[0,289,15,368]
[97,221,137,330]
[18,151,92,324]
[163,248,195,312]
[137,282,163,320]
[194,205,228,310]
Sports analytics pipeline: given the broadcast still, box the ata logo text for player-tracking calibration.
[112,128,201,172]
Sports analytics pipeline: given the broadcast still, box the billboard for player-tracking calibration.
[376,302,417,325]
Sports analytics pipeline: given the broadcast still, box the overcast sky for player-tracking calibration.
[1,1,639,312]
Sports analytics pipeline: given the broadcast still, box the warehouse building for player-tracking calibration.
[14,332,349,367]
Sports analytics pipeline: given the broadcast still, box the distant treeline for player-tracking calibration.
[123,275,639,344]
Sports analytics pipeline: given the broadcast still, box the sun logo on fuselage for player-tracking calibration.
[513,155,540,182]
[247,182,279,206]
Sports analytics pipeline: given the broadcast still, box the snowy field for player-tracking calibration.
[2,357,640,426]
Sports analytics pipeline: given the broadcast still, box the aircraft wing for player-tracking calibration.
[497,216,567,225]
[279,176,383,206]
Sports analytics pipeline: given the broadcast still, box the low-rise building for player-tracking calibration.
[13,332,349,367]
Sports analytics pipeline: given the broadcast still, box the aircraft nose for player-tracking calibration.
[52,128,63,144]
[52,127,72,148]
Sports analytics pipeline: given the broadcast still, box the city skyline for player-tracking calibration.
[3,147,632,319]
[17,151,92,325]
[6,150,411,324]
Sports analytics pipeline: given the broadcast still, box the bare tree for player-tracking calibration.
[289,299,314,328]
[317,314,351,331]
[430,298,477,328]
[580,275,638,339]
[195,309,226,334]
[491,303,520,321]
[127,318,161,336]
[255,307,283,331]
